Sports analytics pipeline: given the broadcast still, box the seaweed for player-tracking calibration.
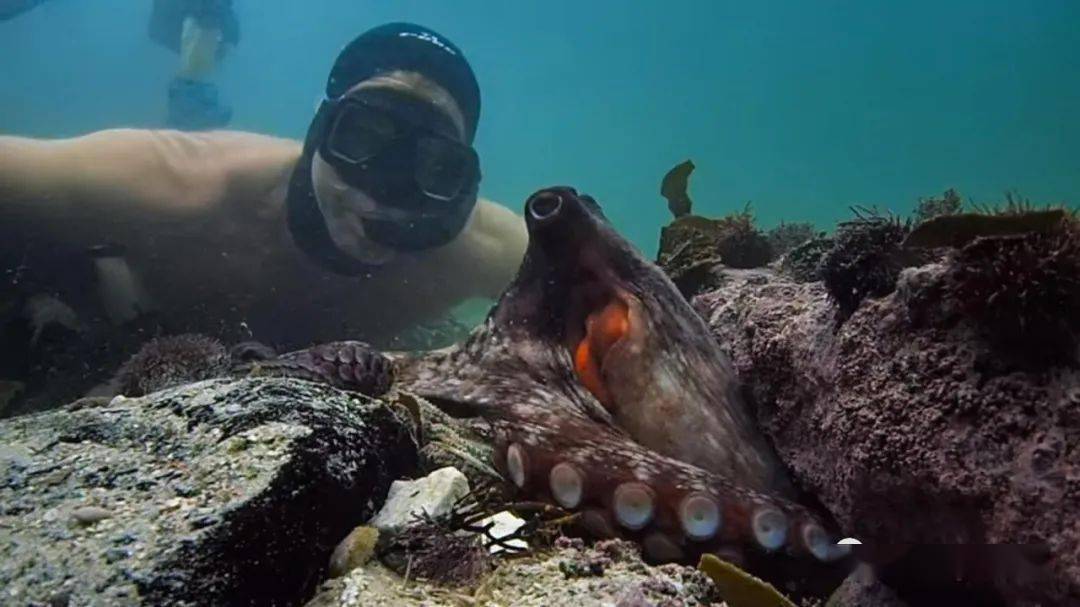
[697,553,796,607]
[661,160,695,219]
[766,221,817,258]
[657,204,774,297]
[819,207,912,317]
[946,221,1080,365]
[913,188,964,224]
[779,235,834,283]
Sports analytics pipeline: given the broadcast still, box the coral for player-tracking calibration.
[819,208,911,317]
[766,222,817,258]
[946,221,1080,364]
[114,334,231,396]
[912,188,963,224]
[778,235,834,283]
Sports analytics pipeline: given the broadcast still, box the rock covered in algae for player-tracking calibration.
[818,209,912,317]
[693,261,1079,605]
[777,235,834,283]
[657,211,774,298]
[0,377,417,605]
[765,222,817,259]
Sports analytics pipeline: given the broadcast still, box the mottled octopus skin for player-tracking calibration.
[236,340,395,398]
[271,188,850,579]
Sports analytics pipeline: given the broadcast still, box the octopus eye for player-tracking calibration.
[549,462,584,509]
[802,523,831,561]
[506,443,528,489]
[751,507,788,551]
[613,482,655,530]
[678,493,721,541]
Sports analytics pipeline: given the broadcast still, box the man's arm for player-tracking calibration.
[0,129,301,221]
[458,197,529,299]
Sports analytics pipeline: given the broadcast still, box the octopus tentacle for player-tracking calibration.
[233,340,395,397]
[486,409,849,566]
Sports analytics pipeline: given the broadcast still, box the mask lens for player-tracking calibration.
[326,103,396,164]
[415,137,475,201]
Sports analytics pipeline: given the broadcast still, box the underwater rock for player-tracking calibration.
[306,538,720,607]
[0,377,417,605]
[819,209,912,318]
[945,224,1080,366]
[113,333,232,396]
[0,379,23,415]
[693,265,1079,605]
[826,565,909,607]
[328,526,380,578]
[368,466,470,537]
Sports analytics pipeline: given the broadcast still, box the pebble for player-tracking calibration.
[71,506,112,526]
[368,467,469,536]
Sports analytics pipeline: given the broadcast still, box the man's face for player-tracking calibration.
[310,72,472,261]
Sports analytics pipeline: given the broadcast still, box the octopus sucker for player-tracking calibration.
[750,507,789,551]
[679,493,722,541]
[612,482,656,530]
[266,187,851,591]
[505,443,529,489]
[549,462,585,509]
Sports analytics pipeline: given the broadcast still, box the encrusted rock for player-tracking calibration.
[0,377,417,605]
[693,266,1079,605]
[368,466,470,536]
[306,538,719,607]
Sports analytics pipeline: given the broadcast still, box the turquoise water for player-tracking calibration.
[2,0,1078,256]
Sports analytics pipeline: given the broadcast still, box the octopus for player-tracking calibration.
[251,187,851,581]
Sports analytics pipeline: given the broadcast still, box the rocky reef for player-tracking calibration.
[692,235,1079,605]
[0,378,417,605]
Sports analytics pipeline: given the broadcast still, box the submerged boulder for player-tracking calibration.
[0,377,418,605]
[692,263,1078,605]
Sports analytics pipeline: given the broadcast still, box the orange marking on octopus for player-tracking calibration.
[574,299,630,407]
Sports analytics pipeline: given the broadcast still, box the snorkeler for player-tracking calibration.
[148,0,239,129]
[0,23,527,352]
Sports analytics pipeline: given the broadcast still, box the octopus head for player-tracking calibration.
[411,187,791,496]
